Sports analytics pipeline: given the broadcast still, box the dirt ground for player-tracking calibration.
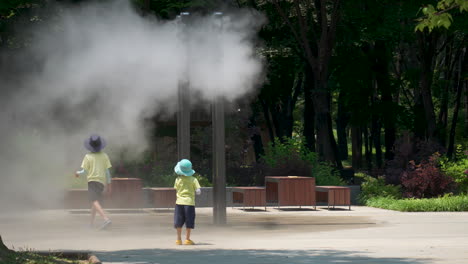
[1,206,468,264]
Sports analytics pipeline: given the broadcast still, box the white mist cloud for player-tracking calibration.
[0,0,264,211]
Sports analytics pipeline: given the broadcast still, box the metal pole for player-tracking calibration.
[177,12,191,160]
[212,12,226,225]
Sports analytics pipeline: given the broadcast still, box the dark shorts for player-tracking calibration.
[88,181,104,203]
[174,204,195,229]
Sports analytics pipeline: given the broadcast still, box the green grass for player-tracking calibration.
[366,194,468,212]
[0,251,84,264]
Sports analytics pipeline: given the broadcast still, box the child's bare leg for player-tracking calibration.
[186,228,192,240]
[92,201,109,221]
[90,205,97,225]
[176,227,182,241]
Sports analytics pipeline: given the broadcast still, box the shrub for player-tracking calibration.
[194,174,212,187]
[303,152,345,186]
[260,137,345,186]
[440,146,468,193]
[400,153,454,198]
[146,173,212,188]
[366,194,468,212]
[356,173,401,204]
[385,134,445,185]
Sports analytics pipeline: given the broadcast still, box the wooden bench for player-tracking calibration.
[315,186,351,210]
[232,187,266,210]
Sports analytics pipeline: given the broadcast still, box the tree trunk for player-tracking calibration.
[417,31,438,140]
[364,126,372,169]
[465,81,468,139]
[414,91,427,139]
[313,88,342,169]
[249,102,264,162]
[447,49,467,158]
[303,68,316,152]
[271,0,340,166]
[447,81,463,158]
[373,40,395,160]
[260,100,276,143]
[372,114,383,168]
[336,92,349,160]
[0,235,12,260]
[437,37,455,147]
[351,126,362,169]
[283,72,302,138]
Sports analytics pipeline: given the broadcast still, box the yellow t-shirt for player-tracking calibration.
[174,176,201,206]
[81,152,112,185]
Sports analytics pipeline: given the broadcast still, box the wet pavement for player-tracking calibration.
[1,206,468,263]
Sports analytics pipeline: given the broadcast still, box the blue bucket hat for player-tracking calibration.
[174,159,195,176]
[84,134,106,153]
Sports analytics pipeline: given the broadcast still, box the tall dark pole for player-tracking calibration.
[212,12,226,225]
[177,12,191,160]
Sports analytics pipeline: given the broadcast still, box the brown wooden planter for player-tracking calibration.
[108,178,143,208]
[64,189,89,209]
[149,187,176,208]
[265,176,316,208]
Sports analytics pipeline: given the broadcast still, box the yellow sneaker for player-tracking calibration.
[184,239,195,245]
[175,240,182,245]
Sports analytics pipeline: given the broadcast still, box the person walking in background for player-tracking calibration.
[173,159,201,245]
[75,134,112,230]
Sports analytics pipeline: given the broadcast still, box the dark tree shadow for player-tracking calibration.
[275,208,317,211]
[318,207,351,211]
[235,208,268,212]
[95,248,431,264]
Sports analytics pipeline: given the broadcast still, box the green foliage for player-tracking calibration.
[302,151,345,186]
[261,137,303,168]
[356,173,402,205]
[416,0,468,31]
[440,146,468,193]
[112,151,212,187]
[0,0,37,17]
[366,194,468,212]
[132,0,220,19]
[0,250,80,264]
[194,173,212,187]
[261,137,345,186]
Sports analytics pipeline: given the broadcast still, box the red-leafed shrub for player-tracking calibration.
[385,134,445,185]
[401,154,455,198]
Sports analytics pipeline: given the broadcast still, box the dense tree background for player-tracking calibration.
[1,0,467,186]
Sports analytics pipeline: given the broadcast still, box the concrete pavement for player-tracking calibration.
[1,206,467,263]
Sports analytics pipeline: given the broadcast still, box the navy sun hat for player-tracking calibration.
[84,134,106,152]
[174,159,195,176]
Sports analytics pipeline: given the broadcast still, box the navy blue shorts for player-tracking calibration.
[174,204,196,229]
[88,181,104,203]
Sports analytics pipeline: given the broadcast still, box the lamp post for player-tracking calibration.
[212,11,226,225]
[177,12,191,160]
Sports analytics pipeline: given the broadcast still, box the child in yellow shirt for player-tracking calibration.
[75,135,112,230]
[173,159,201,245]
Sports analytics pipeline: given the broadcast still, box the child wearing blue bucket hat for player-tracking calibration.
[75,134,112,230]
[173,159,201,245]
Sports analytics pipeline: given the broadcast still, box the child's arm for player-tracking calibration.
[106,169,112,184]
[105,169,112,194]
[75,169,87,178]
[194,178,201,195]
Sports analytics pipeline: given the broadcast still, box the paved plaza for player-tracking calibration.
[1,206,468,263]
